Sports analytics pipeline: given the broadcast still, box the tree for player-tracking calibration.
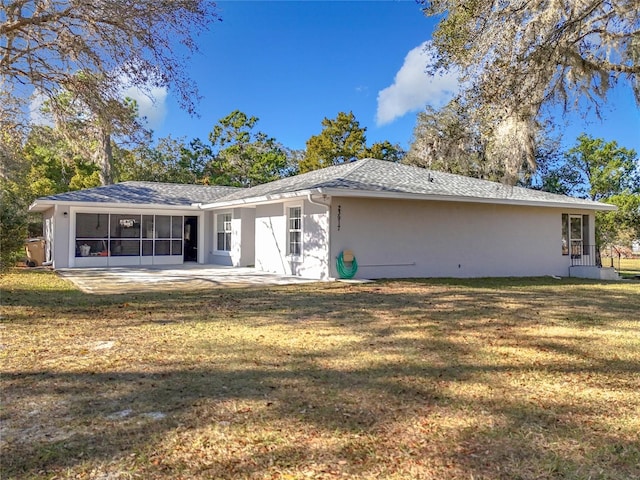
[1,0,220,184]
[117,136,208,184]
[43,86,145,185]
[560,134,639,202]
[406,99,495,179]
[419,1,639,176]
[366,140,406,163]
[20,126,101,198]
[407,99,559,185]
[542,134,640,246]
[1,124,107,269]
[301,111,368,172]
[201,110,288,187]
[0,184,27,270]
[300,111,404,173]
[598,193,640,248]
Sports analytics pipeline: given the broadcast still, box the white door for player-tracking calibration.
[570,215,583,258]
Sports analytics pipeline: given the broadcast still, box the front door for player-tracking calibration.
[184,216,198,262]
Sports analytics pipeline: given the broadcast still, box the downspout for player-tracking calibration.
[306,192,331,208]
[307,192,332,279]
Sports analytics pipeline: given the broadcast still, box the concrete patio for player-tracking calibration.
[57,264,323,294]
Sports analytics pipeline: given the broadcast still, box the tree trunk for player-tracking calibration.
[96,131,113,185]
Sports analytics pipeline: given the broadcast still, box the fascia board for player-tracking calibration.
[199,189,322,209]
[28,200,202,212]
[28,201,53,212]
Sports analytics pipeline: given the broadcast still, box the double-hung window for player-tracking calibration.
[288,206,302,257]
[216,213,232,251]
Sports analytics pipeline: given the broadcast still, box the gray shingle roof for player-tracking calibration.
[32,159,613,211]
[34,181,241,206]
[214,158,611,209]
[216,160,366,201]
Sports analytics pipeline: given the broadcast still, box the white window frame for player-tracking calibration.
[286,203,303,259]
[569,214,583,258]
[215,212,232,252]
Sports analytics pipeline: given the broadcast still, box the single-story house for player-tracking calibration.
[29,158,618,280]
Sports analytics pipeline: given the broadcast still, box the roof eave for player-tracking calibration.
[199,189,325,209]
[28,200,53,212]
[28,200,203,212]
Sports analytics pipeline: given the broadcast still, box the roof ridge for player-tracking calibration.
[338,158,372,181]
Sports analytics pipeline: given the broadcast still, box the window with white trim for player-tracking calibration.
[216,213,232,251]
[561,213,589,257]
[288,206,302,256]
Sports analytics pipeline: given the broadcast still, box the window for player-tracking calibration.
[75,213,109,257]
[154,215,183,256]
[110,214,141,256]
[142,215,154,256]
[570,215,583,258]
[562,213,590,257]
[74,213,183,257]
[288,206,302,257]
[216,213,232,251]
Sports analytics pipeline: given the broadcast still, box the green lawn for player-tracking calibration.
[613,257,640,278]
[1,270,639,479]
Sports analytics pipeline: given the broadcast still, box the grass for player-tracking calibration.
[612,257,640,278]
[1,269,639,480]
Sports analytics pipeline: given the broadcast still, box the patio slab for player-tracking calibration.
[57,264,322,294]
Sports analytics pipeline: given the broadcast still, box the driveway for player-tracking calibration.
[57,264,322,294]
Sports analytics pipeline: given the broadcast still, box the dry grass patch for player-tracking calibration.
[1,270,639,479]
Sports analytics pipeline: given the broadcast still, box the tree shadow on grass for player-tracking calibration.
[4,343,640,478]
[2,275,639,478]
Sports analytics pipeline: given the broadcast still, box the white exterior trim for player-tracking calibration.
[30,200,202,213]
[284,201,304,262]
[214,211,233,253]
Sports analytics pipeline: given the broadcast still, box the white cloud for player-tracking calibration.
[122,85,168,129]
[376,41,458,126]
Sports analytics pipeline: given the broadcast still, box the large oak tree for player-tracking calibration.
[419,0,639,179]
[1,0,220,184]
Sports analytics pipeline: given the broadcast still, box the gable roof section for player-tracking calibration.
[29,181,241,212]
[206,158,615,211]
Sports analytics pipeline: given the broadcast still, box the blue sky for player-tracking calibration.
[140,0,640,155]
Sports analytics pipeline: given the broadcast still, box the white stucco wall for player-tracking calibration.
[238,207,256,267]
[50,205,71,269]
[254,203,287,274]
[210,208,255,267]
[328,197,594,279]
[42,209,54,265]
[202,211,214,263]
[254,200,330,278]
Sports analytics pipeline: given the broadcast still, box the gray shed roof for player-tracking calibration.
[30,181,241,211]
[210,158,614,210]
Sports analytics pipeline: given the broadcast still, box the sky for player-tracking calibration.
[136,0,640,155]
